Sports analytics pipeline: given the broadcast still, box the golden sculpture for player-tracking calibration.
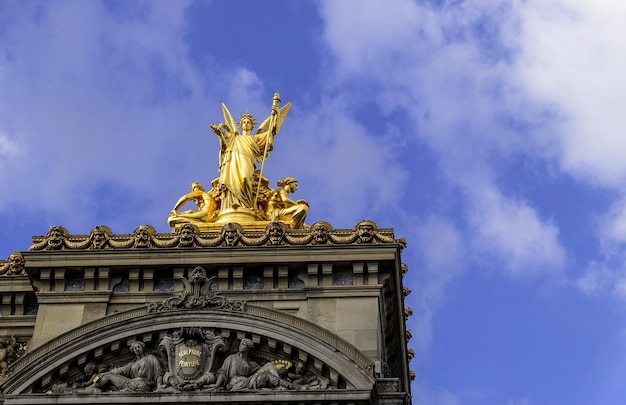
[168,93,309,231]
[266,177,309,229]
[169,182,218,226]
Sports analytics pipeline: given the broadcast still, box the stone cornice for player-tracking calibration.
[35,291,112,304]
[2,390,374,404]
[21,244,401,268]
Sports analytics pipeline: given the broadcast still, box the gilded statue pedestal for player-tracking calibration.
[170,207,285,232]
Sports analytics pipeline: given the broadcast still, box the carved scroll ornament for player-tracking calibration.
[146,266,245,313]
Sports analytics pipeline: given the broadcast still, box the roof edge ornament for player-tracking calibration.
[26,220,405,253]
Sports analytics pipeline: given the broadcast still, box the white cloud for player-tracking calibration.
[468,182,566,277]
[509,0,626,302]
[0,1,412,235]
[274,100,410,226]
[320,0,420,78]
[0,1,220,231]
[577,261,626,301]
[408,216,465,351]
[581,195,626,300]
[0,130,22,184]
[598,197,626,251]
[222,69,267,113]
[514,0,626,188]
[506,399,530,405]
[418,216,465,278]
[318,0,568,278]
[576,264,608,296]
[0,130,20,158]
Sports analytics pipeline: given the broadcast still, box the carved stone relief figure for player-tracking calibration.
[356,220,376,244]
[212,338,292,391]
[401,262,409,277]
[0,252,25,276]
[49,334,336,394]
[0,336,20,376]
[32,225,69,250]
[176,223,199,247]
[52,363,100,394]
[85,341,161,392]
[221,222,243,246]
[287,360,330,390]
[267,221,286,245]
[77,362,98,388]
[310,222,332,245]
[147,266,245,313]
[133,225,156,248]
[89,225,112,249]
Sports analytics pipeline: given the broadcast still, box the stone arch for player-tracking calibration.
[2,305,375,395]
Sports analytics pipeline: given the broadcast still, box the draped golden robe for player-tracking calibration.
[218,131,273,209]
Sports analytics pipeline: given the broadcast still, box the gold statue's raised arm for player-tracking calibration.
[256,97,292,139]
[211,121,232,168]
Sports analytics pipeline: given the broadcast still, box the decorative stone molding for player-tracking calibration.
[28,220,405,252]
[147,267,245,313]
[375,377,400,392]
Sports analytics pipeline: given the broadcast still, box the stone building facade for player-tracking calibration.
[0,220,412,404]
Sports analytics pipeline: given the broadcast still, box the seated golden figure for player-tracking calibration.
[168,182,218,227]
[265,177,309,229]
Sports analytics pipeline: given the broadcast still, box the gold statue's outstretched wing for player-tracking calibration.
[257,102,292,135]
[221,102,240,136]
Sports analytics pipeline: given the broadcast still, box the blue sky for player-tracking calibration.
[1,1,626,403]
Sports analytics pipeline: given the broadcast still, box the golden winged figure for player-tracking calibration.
[169,93,310,231]
[210,93,292,210]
